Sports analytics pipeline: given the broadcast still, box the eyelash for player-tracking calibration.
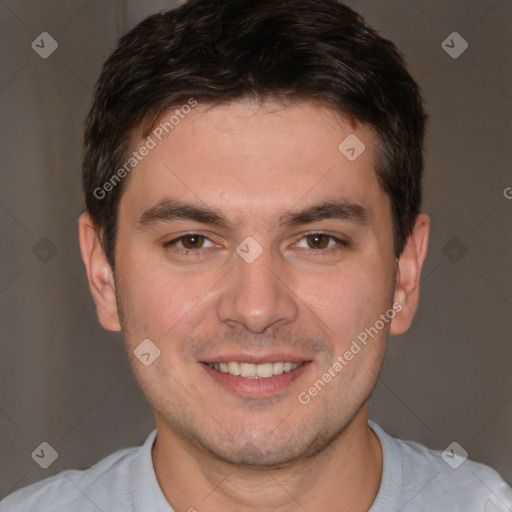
[163,232,350,256]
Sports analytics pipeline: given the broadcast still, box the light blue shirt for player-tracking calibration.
[1,421,511,511]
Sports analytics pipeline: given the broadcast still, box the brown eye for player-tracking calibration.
[164,233,217,254]
[180,234,206,249]
[294,233,350,252]
[306,233,331,249]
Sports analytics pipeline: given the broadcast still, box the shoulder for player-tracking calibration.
[0,432,156,512]
[370,421,512,512]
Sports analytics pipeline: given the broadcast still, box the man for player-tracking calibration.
[1,0,511,510]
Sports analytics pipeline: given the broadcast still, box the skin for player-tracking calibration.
[79,99,429,511]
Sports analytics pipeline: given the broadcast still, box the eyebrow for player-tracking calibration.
[136,198,368,232]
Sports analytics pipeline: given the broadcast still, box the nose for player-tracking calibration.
[216,244,299,333]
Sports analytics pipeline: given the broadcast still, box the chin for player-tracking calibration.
[197,424,335,469]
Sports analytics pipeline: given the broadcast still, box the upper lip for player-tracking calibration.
[201,354,311,365]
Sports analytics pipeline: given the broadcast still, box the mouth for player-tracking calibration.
[205,361,304,379]
[201,358,311,397]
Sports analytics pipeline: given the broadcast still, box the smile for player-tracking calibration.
[205,361,304,379]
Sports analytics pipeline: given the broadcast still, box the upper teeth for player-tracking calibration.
[207,362,302,378]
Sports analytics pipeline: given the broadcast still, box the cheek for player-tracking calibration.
[297,262,392,339]
[116,257,211,343]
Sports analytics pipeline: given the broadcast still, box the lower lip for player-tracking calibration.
[201,363,311,397]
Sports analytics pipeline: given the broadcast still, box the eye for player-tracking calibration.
[295,233,349,250]
[164,233,216,252]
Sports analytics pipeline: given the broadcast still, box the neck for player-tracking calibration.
[152,405,383,512]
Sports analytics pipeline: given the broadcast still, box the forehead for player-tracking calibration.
[119,99,387,228]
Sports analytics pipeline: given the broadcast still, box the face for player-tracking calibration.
[81,99,425,467]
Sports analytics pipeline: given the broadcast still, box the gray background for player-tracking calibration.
[0,0,511,499]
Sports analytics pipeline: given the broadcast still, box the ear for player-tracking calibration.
[78,212,121,331]
[390,213,430,335]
